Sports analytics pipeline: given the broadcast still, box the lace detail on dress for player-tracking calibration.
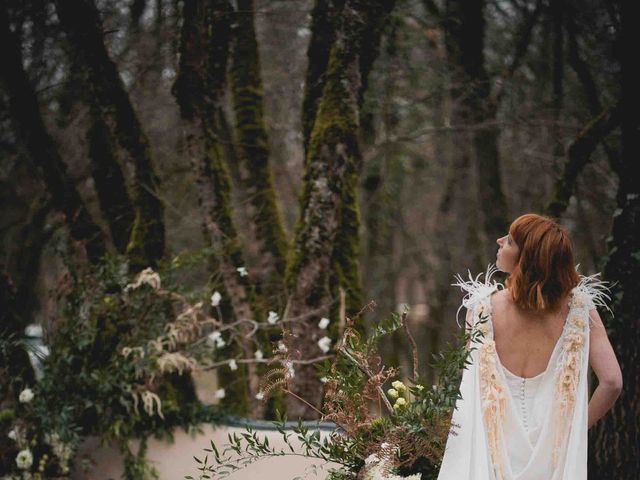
[551,293,586,467]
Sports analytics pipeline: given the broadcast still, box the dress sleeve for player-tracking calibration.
[452,263,504,329]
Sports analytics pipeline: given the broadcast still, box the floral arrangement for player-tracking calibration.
[189,301,481,480]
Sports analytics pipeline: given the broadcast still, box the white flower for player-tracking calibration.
[254,349,264,361]
[207,331,225,348]
[277,342,288,353]
[318,317,330,329]
[8,428,17,441]
[210,291,222,307]
[228,359,238,371]
[393,398,407,409]
[19,388,34,403]
[387,388,399,399]
[255,392,265,400]
[24,324,43,337]
[320,377,328,383]
[317,336,332,353]
[267,311,279,325]
[284,360,295,378]
[215,388,226,399]
[15,449,33,469]
[236,266,248,277]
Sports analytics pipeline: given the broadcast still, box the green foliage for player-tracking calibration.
[1,250,228,479]
[188,306,478,480]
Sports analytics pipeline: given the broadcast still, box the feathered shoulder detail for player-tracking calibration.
[451,263,504,328]
[572,265,615,318]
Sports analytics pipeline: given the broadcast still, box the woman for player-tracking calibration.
[437,213,623,480]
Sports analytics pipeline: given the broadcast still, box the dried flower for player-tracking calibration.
[124,267,161,291]
[318,317,330,329]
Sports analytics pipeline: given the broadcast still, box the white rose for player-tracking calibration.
[317,336,332,353]
[318,317,330,329]
[16,449,33,469]
[19,388,34,403]
[210,291,222,307]
[215,388,226,399]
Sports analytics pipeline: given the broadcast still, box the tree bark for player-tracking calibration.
[0,4,106,262]
[546,104,621,218]
[54,0,165,271]
[283,0,395,420]
[229,0,289,302]
[172,0,265,417]
[588,1,640,475]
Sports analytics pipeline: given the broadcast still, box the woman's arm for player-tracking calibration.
[587,308,623,429]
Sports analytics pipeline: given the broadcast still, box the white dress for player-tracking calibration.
[437,264,613,480]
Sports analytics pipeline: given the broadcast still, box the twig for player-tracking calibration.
[402,306,419,380]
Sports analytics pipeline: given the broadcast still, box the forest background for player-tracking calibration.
[0,0,637,478]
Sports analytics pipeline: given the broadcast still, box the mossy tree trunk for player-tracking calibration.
[53,0,165,271]
[0,5,107,263]
[302,0,394,331]
[229,0,289,303]
[172,0,265,417]
[588,1,639,474]
[284,0,395,420]
[86,100,137,254]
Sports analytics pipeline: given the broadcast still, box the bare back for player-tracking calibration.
[489,288,572,379]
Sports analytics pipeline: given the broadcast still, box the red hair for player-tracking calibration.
[505,213,580,313]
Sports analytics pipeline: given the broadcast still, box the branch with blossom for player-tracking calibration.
[190,301,478,480]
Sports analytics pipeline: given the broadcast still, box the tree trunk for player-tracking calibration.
[283,0,395,420]
[443,0,508,259]
[546,104,621,218]
[53,0,165,271]
[172,0,265,417]
[0,5,106,262]
[588,1,640,475]
[229,0,289,302]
